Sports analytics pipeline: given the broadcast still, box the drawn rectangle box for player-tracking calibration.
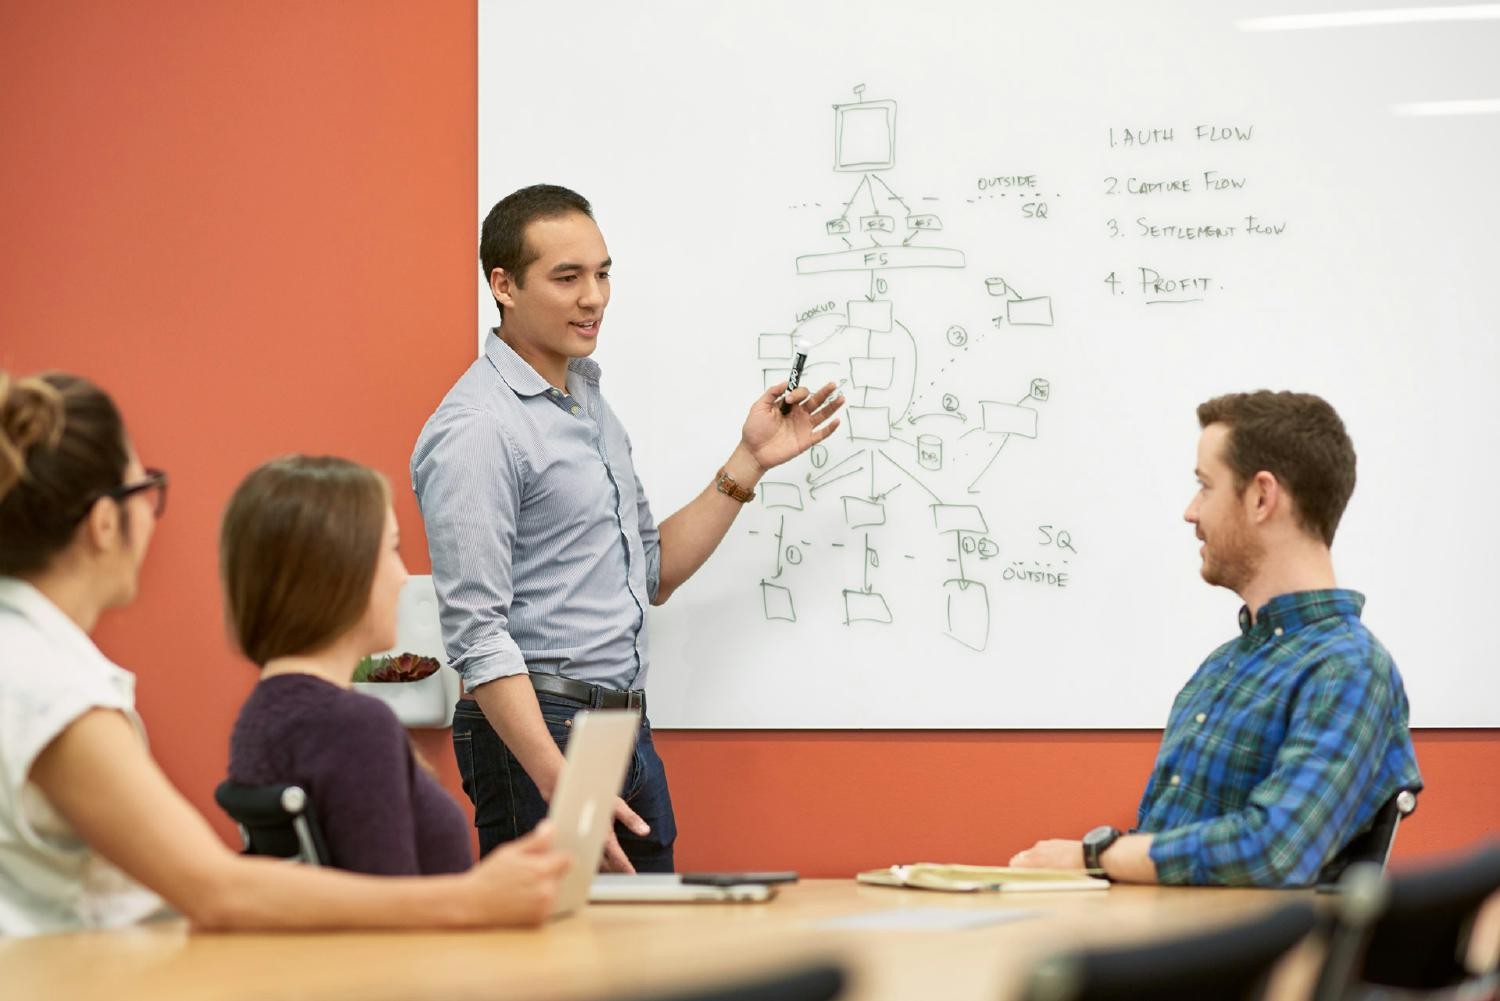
[943,579,989,651]
[763,368,789,391]
[761,582,795,622]
[1007,296,1054,326]
[843,590,893,624]
[981,401,1038,438]
[849,356,894,390]
[836,101,896,171]
[759,482,804,511]
[758,333,793,359]
[933,504,989,535]
[846,406,892,442]
[843,496,885,528]
[846,299,893,332]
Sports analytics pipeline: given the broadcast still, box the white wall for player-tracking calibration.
[479,1,1499,726]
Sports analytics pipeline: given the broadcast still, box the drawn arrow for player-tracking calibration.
[805,450,863,487]
[839,175,872,222]
[876,449,943,504]
[996,277,1032,301]
[770,515,786,577]
[808,466,862,498]
[862,533,874,592]
[966,437,1010,494]
[872,174,912,214]
[907,411,966,424]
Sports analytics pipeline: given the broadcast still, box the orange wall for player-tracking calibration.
[3,2,1494,878]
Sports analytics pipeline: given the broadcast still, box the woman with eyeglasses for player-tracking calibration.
[0,371,567,935]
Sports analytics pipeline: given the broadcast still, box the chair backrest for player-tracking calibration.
[1317,788,1419,889]
[1020,900,1317,1001]
[1312,840,1500,1000]
[213,780,330,866]
[609,962,845,1001]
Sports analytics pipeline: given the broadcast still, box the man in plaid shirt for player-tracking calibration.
[1011,391,1422,886]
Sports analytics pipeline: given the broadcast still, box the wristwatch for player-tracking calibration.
[1081,825,1122,875]
[714,468,755,503]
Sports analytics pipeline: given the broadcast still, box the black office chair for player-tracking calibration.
[1317,788,1420,890]
[1019,900,1317,1001]
[213,780,330,866]
[607,962,845,1001]
[1312,840,1500,1001]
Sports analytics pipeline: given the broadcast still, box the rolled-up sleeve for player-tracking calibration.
[411,406,529,690]
[635,467,661,602]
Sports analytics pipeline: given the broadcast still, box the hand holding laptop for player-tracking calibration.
[602,796,652,874]
[546,709,644,917]
[461,822,572,925]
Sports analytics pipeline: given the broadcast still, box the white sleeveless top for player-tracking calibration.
[0,577,167,935]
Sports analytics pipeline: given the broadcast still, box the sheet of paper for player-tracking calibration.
[813,907,1033,932]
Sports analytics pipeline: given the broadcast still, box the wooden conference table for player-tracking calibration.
[0,880,1325,1001]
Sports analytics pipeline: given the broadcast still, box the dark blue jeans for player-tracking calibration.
[451,690,677,873]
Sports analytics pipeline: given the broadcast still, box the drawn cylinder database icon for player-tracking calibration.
[918,433,942,471]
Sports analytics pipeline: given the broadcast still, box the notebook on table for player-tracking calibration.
[857,863,1108,893]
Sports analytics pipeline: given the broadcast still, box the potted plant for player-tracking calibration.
[351,652,457,728]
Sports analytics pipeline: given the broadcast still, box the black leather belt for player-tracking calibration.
[530,672,645,712]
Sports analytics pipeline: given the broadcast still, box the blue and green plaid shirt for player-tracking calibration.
[1140,589,1422,887]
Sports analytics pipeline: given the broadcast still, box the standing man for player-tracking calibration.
[1011,391,1421,886]
[412,185,842,872]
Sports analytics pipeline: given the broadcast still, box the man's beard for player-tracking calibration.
[1200,513,1264,595]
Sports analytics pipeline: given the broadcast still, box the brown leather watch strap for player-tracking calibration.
[715,468,755,503]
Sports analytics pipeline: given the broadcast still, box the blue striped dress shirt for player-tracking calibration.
[411,332,661,693]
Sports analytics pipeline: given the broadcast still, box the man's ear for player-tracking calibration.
[489,268,516,310]
[1247,470,1281,526]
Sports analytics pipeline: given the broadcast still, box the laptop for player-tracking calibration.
[588,874,777,903]
[546,708,642,918]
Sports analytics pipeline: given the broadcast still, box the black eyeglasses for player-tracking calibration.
[101,468,170,519]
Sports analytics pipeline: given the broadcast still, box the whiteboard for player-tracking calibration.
[477,1,1499,727]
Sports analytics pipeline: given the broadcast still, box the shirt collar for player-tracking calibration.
[0,576,117,669]
[1237,588,1365,637]
[483,329,602,399]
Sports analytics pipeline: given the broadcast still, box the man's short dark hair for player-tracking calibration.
[479,184,593,319]
[1196,390,1357,546]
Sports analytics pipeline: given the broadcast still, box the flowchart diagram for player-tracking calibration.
[750,87,1060,652]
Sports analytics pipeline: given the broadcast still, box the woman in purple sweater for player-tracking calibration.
[221,456,471,876]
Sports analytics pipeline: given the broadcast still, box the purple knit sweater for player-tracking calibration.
[227,674,472,875]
